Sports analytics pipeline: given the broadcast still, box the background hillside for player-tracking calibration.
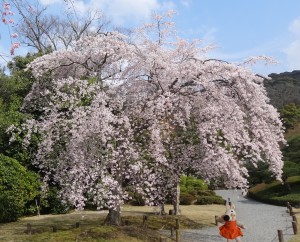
[264,70,300,109]
[247,71,300,208]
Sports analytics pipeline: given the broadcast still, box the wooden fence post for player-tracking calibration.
[143,215,148,228]
[293,215,298,225]
[277,230,284,242]
[289,206,294,216]
[176,229,180,242]
[175,219,180,242]
[215,215,219,225]
[292,221,298,235]
[25,223,32,234]
[52,225,57,232]
[160,236,167,242]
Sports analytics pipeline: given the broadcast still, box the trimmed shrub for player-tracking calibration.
[0,154,40,222]
[195,195,225,205]
[180,192,196,205]
[179,176,222,205]
[248,176,300,206]
[185,176,208,190]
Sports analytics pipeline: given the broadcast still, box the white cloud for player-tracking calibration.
[284,17,300,70]
[289,17,300,37]
[65,0,176,25]
[38,0,176,26]
[181,0,190,7]
[39,0,63,6]
[105,0,160,24]
[71,0,91,15]
[202,27,217,44]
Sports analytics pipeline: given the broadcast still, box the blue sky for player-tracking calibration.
[2,0,300,75]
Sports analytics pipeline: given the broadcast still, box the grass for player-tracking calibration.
[0,204,225,242]
[248,176,300,206]
[288,208,300,242]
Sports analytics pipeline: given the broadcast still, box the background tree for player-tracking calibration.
[0,53,38,165]
[11,0,109,54]
[280,103,300,130]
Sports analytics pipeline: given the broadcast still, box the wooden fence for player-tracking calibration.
[270,201,298,242]
[22,215,181,242]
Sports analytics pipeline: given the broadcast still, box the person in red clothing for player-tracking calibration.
[218,203,246,242]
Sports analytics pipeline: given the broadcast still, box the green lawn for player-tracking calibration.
[0,204,225,242]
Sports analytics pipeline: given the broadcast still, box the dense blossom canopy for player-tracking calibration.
[11,12,285,211]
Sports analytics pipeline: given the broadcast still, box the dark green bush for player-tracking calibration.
[0,154,40,222]
[179,176,223,205]
[196,190,215,196]
[0,194,22,222]
[41,186,70,214]
[180,192,196,205]
[195,195,225,205]
[181,175,208,191]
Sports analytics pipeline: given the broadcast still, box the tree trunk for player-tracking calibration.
[160,203,166,215]
[104,167,122,226]
[173,181,181,215]
[104,204,121,226]
[35,198,40,216]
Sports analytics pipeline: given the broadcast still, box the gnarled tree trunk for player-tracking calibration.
[104,205,121,226]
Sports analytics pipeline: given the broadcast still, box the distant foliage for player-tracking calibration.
[246,161,274,186]
[0,53,38,167]
[283,135,300,164]
[280,103,300,130]
[40,186,70,214]
[264,71,300,109]
[0,154,40,222]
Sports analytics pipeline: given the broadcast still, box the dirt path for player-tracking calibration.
[169,190,295,242]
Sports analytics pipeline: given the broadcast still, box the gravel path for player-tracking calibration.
[165,190,295,242]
